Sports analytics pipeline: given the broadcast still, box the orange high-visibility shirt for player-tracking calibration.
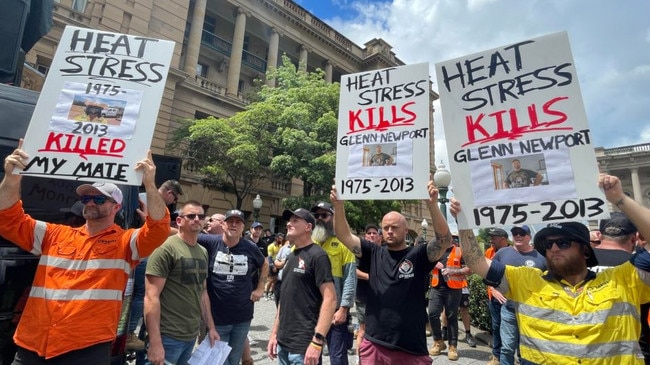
[0,200,170,359]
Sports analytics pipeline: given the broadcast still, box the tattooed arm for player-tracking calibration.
[330,185,362,258]
[450,198,492,278]
[426,180,452,262]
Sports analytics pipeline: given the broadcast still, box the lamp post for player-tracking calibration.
[252,194,263,222]
[433,162,452,219]
[421,218,428,241]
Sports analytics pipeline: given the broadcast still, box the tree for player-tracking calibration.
[169,116,271,209]
[258,55,340,199]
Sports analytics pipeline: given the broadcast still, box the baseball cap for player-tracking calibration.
[251,221,263,229]
[487,227,508,238]
[533,222,598,267]
[283,208,316,228]
[599,212,637,237]
[365,223,379,232]
[225,209,246,223]
[76,182,123,204]
[311,202,334,214]
[510,225,531,236]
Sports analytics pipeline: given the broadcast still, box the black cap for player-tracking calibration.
[311,202,334,214]
[487,228,508,238]
[364,223,379,232]
[599,212,637,237]
[225,209,246,223]
[283,208,316,228]
[534,222,598,267]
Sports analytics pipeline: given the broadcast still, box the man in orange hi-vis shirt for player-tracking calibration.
[0,140,170,365]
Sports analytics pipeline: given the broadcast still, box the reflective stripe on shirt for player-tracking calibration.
[41,255,131,274]
[31,220,47,255]
[30,286,123,301]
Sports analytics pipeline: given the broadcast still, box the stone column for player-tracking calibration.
[184,0,208,76]
[631,168,643,203]
[324,61,333,83]
[266,29,280,87]
[299,46,308,72]
[226,8,247,97]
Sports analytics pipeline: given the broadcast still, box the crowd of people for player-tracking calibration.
[2,140,650,365]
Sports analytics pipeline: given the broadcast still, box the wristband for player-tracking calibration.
[309,341,323,350]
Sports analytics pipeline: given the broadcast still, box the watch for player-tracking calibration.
[314,332,326,343]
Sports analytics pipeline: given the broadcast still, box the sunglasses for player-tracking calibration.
[314,213,331,219]
[180,213,206,220]
[541,238,574,250]
[512,231,528,237]
[80,195,113,205]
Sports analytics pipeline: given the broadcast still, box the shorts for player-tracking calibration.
[359,338,432,365]
[268,257,278,277]
[355,300,366,324]
[459,293,470,308]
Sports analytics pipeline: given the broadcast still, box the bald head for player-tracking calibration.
[381,211,408,250]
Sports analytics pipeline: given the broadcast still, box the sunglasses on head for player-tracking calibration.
[541,238,573,250]
[180,213,206,220]
[314,213,331,219]
[80,195,113,205]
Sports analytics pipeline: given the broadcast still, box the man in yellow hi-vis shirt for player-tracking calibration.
[451,173,650,365]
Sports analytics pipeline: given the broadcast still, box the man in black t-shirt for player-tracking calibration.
[268,208,336,365]
[503,159,542,188]
[331,180,452,365]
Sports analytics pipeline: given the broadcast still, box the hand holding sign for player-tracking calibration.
[135,150,157,188]
[4,139,29,175]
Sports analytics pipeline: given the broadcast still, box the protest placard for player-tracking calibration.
[15,25,174,185]
[336,63,431,199]
[435,31,608,229]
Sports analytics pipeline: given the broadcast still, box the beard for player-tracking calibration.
[83,205,111,220]
[547,252,585,279]
[312,220,334,244]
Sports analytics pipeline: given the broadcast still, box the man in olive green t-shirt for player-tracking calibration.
[145,201,220,365]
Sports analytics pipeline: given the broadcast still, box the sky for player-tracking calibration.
[296,0,650,169]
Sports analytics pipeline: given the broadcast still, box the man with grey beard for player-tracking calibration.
[310,202,357,365]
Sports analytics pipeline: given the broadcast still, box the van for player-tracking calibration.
[102,107,123,118]
[0,83,139,365]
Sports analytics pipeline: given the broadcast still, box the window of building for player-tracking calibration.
[203,15,216,32]
[72,0,87,12]
[36,64,49,76]
[196,63,208,77]
[194,111,210,120]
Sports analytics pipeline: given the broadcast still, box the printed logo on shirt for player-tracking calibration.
[293,257,306,274]
[181,258,208,285]
[398,259,414,279]
[524,259,537,267]
[213,251,249,282]
[98,239,117,244]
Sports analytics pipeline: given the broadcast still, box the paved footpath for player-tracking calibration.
[247,297,494,365]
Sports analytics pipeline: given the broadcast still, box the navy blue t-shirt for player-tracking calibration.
[198,234,265,325]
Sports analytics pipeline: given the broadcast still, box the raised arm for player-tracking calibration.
[600,173,650,243]
[330,186,362,257]
[136,150,166,221]
[426,180,453,262]
[0,139,26,210]
[450,198,492,278]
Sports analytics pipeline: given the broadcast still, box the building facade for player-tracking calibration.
[22,0,438,234]
[596,143,650,208]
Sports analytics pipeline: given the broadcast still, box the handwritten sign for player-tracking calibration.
[16,26,174,185]
[435,32,608,229]
[336,63,430,199]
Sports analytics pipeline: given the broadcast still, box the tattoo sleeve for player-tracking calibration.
[459,229,487,274]
[427,229,452,262]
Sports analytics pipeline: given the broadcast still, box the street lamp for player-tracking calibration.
[252,194,263,222]
[421,218,428,241]
[433,161,452,219]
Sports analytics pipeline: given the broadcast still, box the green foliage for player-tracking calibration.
[467,274,492,332]
[477,228,490,250]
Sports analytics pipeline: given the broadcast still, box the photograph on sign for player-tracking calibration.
[435,31,607,228]
[335,63,430,200]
